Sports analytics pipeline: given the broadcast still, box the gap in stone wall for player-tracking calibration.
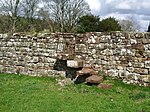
[53,59,83,79]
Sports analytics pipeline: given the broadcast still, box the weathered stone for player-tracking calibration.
[30,57,39,63]
[103,49,113,56]
[101,60,108,65]
[86,75,103,84]
[67,60,83,68]
[126,67,134,72]
[96,43,105,50]
[142,38,150,44]
[130,39,137,44]
[107,69,118,77]
[117,66,124,70]
[132,62,144,68]
[47,58,57,63]
[118,70,129,78]
[145,60,150,68]
[134,68,149,75]
[77,67,98,76]
[97,83,113,89]
[87,36,97,43]
[139,75,150,83]
[144,44,150,50]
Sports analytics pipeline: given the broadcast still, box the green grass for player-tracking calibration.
[0,73,150,112]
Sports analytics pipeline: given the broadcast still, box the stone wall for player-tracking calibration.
[0,32,150,86]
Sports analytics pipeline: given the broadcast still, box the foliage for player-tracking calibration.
[77,16,122,33]
[0,0,22,32]
[0,73,150,112]
[0,14,11,32]
[0,0,90,33]
[99,17,121,32]
[0,14,49,33]
[77,15,100,33]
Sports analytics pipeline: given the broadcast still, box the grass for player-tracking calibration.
[0,73,150,112]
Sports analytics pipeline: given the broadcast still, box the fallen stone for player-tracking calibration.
[77,67,98,76]
[86,75,103,84]
[97,83,113,89]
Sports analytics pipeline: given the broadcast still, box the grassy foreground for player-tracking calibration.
[0,73,150,112]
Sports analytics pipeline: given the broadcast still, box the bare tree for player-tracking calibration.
[21,0,39,19]
[43,0,90,32]
[21,0,40,30]
[119,17,141,32]
[38,8,55,32]
[0,0,21,32]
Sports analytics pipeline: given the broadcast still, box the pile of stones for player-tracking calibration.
[75,67,112,89]
[64,60,113,89]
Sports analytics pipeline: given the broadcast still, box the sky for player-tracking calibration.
[85,0,150,32]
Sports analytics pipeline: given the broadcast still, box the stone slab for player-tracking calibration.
[67,60,83,68]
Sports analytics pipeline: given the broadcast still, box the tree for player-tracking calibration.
[147,23,150,32]
[38,8,56,32]
[21,0,40,31]
[119,17,140,32]
[77,15,100,33]
[99,17,121,32]
[0,14,11,33]
[0,0,21,32]
[43,0,90,32]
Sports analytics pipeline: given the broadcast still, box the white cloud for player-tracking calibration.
[85,0,150,31]
[85,0,101,13]
[116,2,131,9]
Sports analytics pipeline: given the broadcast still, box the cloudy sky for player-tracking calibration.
[85,0,150,32]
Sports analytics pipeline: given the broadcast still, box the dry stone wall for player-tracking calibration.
[0,32,150,86]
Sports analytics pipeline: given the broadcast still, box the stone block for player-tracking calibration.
[145,61,150,68]
[67,60,83,68]
[107,69,118,77]
[57,43,64,52]
[144,44,150,50]
[134,68,149,75]
[118,70,129,78]
[139,75,150,83]
[126,67,134,72]
[144,51,150,58]
[103,49,113,56]
[87,36,97,43]
[47,58,56,63]
[31,57,39,63]
[142,38,150,44]
[130,39,137,44]
[131,62,144,68]
[77,67,98,76]
[96,43,105,50]
[86,75,103,84]
[100,36,109,43]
